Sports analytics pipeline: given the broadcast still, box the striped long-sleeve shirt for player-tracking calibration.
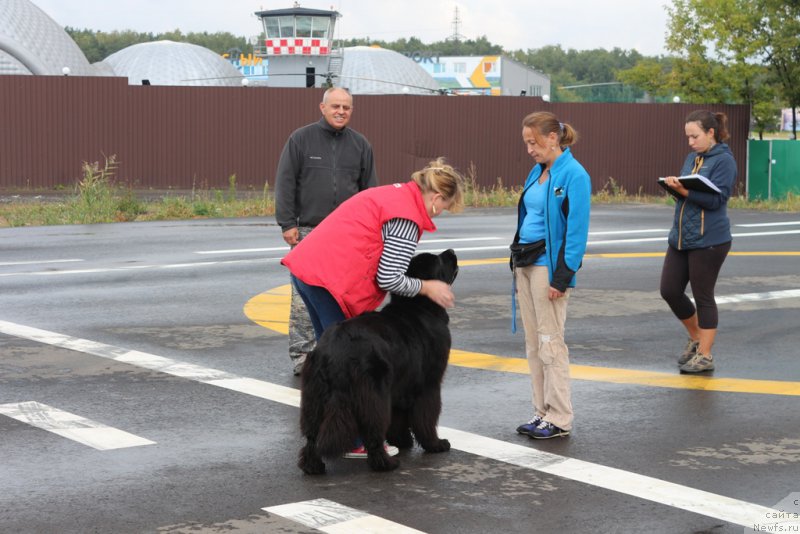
[377,218,423,297]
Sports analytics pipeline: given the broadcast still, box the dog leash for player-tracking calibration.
[511,270,517,334]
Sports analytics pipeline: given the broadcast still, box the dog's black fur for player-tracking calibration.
[298,249,458,474]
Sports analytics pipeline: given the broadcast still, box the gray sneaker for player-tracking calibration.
[679,352,714,373]
[678,338,700,365]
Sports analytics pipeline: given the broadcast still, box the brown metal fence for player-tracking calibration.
[0,75,749,195]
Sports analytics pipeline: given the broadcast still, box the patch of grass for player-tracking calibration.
[0,202,74,227]
[114,188,148,221]
[0,156,276,227]
[1,162,797,228]
[156,196,195,220]
[462,163,521,207]
[594,177,671,205]
[74,155,119,224]
[729,191,800,211]
[595,176,628,201]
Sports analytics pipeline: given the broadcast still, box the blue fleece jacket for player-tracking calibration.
[668,143,736,250]
[515,148,592,291]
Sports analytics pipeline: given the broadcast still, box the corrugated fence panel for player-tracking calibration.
[0,76,749,195]
[354,94,551,186]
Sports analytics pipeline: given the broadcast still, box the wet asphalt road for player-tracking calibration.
[1,204,799,533]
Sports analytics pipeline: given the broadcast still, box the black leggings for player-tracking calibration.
[659,242,731,329]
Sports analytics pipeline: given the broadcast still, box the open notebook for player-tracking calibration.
[657,174,721,199]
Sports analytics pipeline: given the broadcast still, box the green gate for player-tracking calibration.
[747,140,800,200]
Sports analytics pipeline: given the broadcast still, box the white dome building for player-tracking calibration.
[104,40,244,86]
[339,46,440,95]
[0,0,96,76]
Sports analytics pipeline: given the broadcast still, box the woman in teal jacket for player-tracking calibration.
[512,111,591,440]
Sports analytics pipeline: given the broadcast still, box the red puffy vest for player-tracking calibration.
[282,181,436,318]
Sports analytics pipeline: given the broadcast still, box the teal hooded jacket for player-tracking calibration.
[515,147,592,291]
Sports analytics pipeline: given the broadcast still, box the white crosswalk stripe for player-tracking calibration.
[264,499,427,533]
[0,401,155,450]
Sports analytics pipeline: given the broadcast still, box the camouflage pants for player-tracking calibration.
[289,226,316,364]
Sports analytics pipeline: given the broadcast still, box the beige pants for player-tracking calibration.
[515,265,573,430]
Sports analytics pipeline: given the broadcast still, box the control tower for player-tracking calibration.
[254,5,341,88]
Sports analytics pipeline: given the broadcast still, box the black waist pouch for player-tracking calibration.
[509,239,545,269]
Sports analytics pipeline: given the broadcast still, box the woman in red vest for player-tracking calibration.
[282,158,465,339]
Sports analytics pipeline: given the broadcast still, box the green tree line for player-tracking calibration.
[66,28,256,63]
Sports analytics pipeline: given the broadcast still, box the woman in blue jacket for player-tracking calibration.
[660,110,736,373]
[513,111,591,440]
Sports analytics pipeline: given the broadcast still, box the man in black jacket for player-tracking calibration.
[275,87,378,375]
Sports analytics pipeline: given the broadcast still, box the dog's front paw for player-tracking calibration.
[299,447,326,475]
[367,453,400,472]
[300,461,326,475]
[423,438,450,453]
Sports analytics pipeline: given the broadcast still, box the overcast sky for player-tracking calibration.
[31,0,672,57]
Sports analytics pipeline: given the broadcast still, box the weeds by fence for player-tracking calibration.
[0,156,275,227]
[0,162,796,228]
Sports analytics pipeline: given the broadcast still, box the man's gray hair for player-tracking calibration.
[322,86,352,103]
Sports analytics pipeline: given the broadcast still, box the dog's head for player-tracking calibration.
[406,249,458,285]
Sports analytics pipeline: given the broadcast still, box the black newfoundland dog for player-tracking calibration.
[298,249,458,474]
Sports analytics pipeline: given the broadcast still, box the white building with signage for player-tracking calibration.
[416,55,550,97]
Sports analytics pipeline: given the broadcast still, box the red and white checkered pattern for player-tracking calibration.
[264,39,330,56]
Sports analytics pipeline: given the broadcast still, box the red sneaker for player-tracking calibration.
[343,441,399,458]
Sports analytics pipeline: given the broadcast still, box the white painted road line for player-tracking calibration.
[422,236,668,251]
[195,246,289,254]
[0,259,83,267]
[264,498,427,534]
[194,237,504,255]
[586,227,800,245]
[0,257,280,278]
[587,236,667,246]
[0,319,788,528]
[589,228,667,235]
[0,320,300,407]
[420,237,502,243]
[737,221,800,227]
[193,228,798,257]
[716,289,800,304]
[190,233,667,258]
[732,229,800,238]
[1,225,798,278]
[441,428,779,529]
[0,401,155,450]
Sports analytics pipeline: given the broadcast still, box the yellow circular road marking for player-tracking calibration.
[247,253,800,396]
[244,285,290,335]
